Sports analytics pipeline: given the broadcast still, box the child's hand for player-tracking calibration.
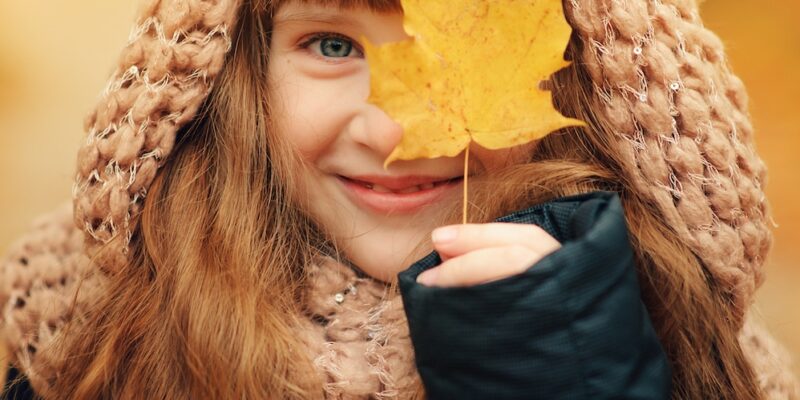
[417,224,561,287]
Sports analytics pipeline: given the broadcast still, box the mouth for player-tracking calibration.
[339,176,462,194]
[336,175,463,214]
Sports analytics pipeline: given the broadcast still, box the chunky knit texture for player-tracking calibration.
[299,259,419,398]
[565,0,771,326]
[2,0,798,398]
[73,0,239,274]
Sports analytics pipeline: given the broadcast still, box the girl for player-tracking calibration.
[2,0,798,398]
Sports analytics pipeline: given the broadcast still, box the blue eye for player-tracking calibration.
[320,37,353,57]
[302,33,363,59]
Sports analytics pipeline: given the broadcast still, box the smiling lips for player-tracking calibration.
[337,174,463,213]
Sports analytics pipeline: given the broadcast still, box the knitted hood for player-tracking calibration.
[4,0,796,397]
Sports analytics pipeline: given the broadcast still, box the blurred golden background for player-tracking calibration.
[1,0,798,382]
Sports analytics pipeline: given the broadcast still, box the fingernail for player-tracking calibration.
[417,269,439,286]
[432,226,457,244]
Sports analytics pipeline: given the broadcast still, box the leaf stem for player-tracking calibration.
[462,146,469,225]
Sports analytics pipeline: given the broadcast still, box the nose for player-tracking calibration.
[348,104,404,159]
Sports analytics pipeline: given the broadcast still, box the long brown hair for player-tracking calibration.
[46,1,761,398]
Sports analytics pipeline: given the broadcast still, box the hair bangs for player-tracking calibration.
[262,0,401,13]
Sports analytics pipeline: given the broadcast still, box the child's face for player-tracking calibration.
[269,1,535,281]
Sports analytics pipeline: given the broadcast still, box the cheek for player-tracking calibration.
[270,82,342,161]
[268,62,364,162]
[472,141,538,171]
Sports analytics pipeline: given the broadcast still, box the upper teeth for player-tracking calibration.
[368,183,392,193]
[364,182,436,193]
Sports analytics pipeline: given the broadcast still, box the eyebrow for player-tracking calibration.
[272,10,365,30]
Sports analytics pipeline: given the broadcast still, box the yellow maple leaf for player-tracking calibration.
[365,0,585,168]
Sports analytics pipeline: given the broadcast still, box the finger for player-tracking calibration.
[418,245,544,288]
[432,223,560,261]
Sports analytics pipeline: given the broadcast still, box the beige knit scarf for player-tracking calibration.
[299,258,420,398]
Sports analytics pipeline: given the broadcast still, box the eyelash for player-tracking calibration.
[297,32,364,61]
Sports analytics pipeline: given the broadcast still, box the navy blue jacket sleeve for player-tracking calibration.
[397,191,671,399]
[2,366,34,400]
